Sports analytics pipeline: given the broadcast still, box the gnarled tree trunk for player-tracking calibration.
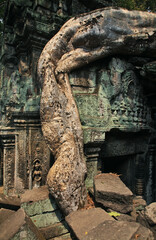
[38,7,156,215]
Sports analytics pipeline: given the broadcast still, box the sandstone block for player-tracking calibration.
[0,208,15,224]
[39,221,69,239]
[0,193,20,210]
[31,210,64,228]
[0,208,45,240]
[21,197,58,217]
[144,202,156,225]
[51,233,72,240]
[20,185,49,203]
[21,185,58,217]
[65,207,113,239]
[83,220,154,240]
[94,173,133,213]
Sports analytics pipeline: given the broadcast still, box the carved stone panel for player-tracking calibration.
[30,129,50,188]
[3,147,15,195]
[69,58,152,139]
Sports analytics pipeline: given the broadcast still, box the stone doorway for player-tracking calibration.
[100,130,151,201]
[102,154,136,194]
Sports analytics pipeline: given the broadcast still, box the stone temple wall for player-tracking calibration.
[0,0,101,195]
[0,0,156,207]
[0,0,70,194]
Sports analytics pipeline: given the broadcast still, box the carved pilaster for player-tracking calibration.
[1,135,15,195]
[30,129,50,189]
[0,146,3,186]
[84,143,103,188]
[135,153,146,197]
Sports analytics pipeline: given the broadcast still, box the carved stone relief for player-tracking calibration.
[3,147,15,194]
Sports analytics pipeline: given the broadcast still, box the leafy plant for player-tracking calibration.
[0,0,6,50]
[112,0,156,11]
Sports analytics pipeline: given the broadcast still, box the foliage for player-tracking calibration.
[112,0,156,11]
[0,0,6,51]
[0,0,6,26]
[108,211,121,217]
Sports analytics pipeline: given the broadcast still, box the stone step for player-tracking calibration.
[94,173,133,213]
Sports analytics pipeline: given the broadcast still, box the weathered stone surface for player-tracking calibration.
[133,196,147,212]
[82,220,154,240]
[94,174,133,213]
[21,185,49,203]
[51,233,72,240]
[144,202,156,225]
[142,61,156,81]
[137,210,156,239]
[112,212,136,222]
[31,210,64,228]
[0,208,45,240]
[0,193,20,210]
[0,208,15,224]
[38,7,156,215]
[65,207,113,239]
[21,185,65,229]
[39,221,69,239]
[21,186,58,217]
[21,198,58,217]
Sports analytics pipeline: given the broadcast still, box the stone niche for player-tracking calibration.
[69,57,156,203]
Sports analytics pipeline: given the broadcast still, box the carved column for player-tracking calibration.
[2,135,15,195]
[0,146,3,186]
[84,142,104,188]
[13,114,51,191]
[145,143,156,203]
[135,153,146,197]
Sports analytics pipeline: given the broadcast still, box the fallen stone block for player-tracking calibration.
[39,221,69,239]
[21,185,64,229]
[31,210,64,228]
[133,196,147,212]
[65,207,113,239]
[21,185,58,217]
[0,208,45,240]
[137,203,156,239]
[21,185,50,203]
[21,197,58,217]
[94,173,133,213]
[144,202,156,225]
[51,233,72,240]
[0,208,15,224]
[0,193,20,210]
[109,211,135,222]
[82,220,154,240]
